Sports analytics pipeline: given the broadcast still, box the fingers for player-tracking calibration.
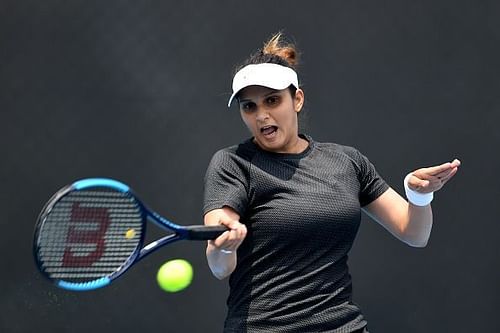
[210,220,247,252]
[419,159,459,177]
[439,165,459,184]
[450,158,461,168]
[409,158,461,193]
[433,159,461,178]
[407,174,438,193]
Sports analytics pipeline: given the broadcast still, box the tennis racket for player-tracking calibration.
[33,178,227,291]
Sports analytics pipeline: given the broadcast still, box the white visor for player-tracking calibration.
[227,63,299,107]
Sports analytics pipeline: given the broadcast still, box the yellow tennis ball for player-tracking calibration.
[125,228,136,239]
[156,259,193,293]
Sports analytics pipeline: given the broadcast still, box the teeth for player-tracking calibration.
[261,126,277,135]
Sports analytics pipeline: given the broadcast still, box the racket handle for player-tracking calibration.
[183,225,229,240]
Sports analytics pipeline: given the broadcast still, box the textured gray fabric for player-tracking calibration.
[203,135,388,333]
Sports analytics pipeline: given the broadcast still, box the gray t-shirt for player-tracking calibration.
[203,135,389,333]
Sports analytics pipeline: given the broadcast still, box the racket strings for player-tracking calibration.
[36,189,144,283]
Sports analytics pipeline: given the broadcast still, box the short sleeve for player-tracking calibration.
[203,149,249,216]
[351,148,389,207]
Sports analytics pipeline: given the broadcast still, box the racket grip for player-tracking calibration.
[183,225,229,240]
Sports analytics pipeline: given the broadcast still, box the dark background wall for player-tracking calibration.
[1,1,498,332]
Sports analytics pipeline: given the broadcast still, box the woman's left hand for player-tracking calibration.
[407,159,461,193]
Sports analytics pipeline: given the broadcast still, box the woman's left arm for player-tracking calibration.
[362,159,461,247]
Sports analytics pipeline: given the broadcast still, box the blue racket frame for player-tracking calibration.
[34,178,227,291]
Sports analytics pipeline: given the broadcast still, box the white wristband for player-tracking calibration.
[219,249,233,254]
[404,173,434,206]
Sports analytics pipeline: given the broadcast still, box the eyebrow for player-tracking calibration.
[238,90,279,103]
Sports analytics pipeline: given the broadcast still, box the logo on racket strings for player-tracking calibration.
[62,203,111,267]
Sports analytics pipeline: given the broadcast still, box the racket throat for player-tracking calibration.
[138,234,181,260]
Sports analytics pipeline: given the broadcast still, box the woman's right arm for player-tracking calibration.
[205,206,247,280]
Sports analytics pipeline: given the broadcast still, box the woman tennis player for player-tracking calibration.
[203,33,460,333]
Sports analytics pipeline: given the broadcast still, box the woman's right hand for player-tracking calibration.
[205,207,247,252]
[204,206,247,279]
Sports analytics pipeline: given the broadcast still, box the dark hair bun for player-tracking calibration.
[234,32,300,75]
[262,32,299,68]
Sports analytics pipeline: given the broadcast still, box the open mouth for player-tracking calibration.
[260,125,278,137]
